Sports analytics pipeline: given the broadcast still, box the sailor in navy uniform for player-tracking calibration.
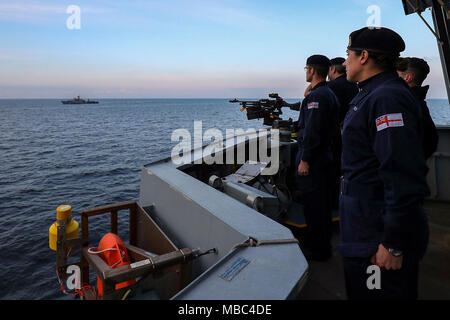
[397,57,439,159]
[327,57,359,210]
[340,27,430,300]
[328,57,359,126]
[287,55,340,261]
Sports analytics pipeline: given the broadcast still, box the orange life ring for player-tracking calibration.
[94,233,136,297]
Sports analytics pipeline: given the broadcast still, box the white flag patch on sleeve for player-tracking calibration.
[307,102,319,109]
[376,113,404,132]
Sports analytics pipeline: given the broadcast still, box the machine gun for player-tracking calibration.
[229,93,287,127]
[230,93,298,141]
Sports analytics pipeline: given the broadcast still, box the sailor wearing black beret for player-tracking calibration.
[339,27,429,300]
[286,54,340,261]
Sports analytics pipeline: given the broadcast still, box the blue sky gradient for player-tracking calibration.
[0,0,447,98]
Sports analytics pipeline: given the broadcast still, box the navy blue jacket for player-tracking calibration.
[328,75,359,125]
[410,85,439,159]
[339,72,429,257]
[296,82,340,168]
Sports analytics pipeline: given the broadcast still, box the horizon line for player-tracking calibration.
[0,97,304,100]
[0,97,449,101]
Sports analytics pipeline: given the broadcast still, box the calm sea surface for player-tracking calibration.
[0,98,449,299]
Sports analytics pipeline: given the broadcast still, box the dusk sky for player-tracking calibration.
[0,0,448,99]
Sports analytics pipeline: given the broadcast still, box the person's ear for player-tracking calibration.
[405,73,414,84]
[360,50,370,65]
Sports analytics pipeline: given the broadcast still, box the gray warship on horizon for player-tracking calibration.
[61,96,99,104]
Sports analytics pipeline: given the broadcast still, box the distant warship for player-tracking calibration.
[61,96,99,104]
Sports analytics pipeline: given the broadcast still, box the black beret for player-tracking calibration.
[347,27,405,54]
[330,57,346,66]
[306,55,331,67]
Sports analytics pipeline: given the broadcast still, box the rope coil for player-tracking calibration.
[56,267,97,299]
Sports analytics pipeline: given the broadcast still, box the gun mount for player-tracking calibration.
[230,93,287,126]
[230,93,297,142]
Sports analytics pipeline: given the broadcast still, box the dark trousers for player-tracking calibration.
[298,166,333,254]
[343,254,420,300]
[331,136,342,211]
